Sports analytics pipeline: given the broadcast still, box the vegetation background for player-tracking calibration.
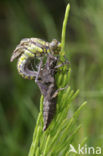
[0,0,103,155]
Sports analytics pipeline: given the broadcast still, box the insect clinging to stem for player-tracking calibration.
[35,54,68,131]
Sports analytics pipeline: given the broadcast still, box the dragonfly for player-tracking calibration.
[10,38,61,80]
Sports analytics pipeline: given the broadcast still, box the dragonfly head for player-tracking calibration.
[49,39,61,54]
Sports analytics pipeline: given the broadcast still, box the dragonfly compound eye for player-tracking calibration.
[49,39,61,54]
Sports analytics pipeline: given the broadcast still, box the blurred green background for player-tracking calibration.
[0,0,103,155]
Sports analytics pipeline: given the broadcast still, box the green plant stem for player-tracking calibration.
[27,3,87,156]
[61,4,70,56]
[28,96,43,156]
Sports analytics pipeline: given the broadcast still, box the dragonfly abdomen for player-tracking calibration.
[17,53,37,80]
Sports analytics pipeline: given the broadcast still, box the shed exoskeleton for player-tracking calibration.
[35,54,68,131]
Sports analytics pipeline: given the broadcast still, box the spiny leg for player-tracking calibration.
[55,56,70,71]
[52,85,68,98]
